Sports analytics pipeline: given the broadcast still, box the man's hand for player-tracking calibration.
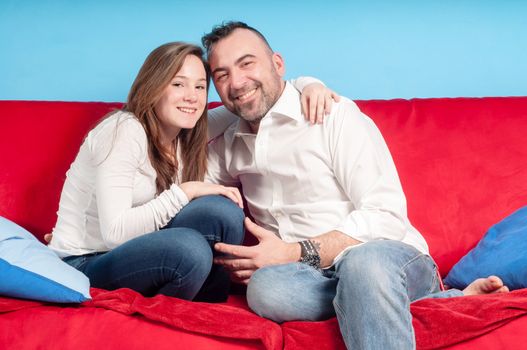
[214,217,300,284]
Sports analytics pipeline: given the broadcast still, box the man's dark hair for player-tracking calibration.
[201,21,273,56]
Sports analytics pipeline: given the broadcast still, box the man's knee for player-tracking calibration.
[338,241,425,292]
[247,263,335,323]
[246,265,297,322]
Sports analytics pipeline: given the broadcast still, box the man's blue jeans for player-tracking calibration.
[247,240,462,349]
[63,195,244,302]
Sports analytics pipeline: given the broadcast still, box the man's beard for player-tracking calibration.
[228,77,282,124]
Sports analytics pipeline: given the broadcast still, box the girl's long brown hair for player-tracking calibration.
[124,42,209,194]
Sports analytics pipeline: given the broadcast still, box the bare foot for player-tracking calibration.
[463,276,509,296]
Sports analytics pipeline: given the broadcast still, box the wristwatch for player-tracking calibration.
[299,240,321,270]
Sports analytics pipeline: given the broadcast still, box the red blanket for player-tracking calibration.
[2,288,527,349]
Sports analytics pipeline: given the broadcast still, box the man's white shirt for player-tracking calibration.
[207,82,429,265]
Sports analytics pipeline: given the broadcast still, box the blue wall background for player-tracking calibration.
[1,0,525,102]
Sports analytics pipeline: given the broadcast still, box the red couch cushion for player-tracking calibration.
[3,287,527,350]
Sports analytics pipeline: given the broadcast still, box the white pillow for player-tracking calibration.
[0,216,91,303]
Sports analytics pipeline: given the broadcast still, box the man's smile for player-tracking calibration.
[234,87,258,102]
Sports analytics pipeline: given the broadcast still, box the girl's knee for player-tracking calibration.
[205,195,244,224]
[201,195,245,244]
[190,195,245,242]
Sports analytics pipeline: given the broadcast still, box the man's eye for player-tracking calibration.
[242,61,254,67]
[216,74,227,82]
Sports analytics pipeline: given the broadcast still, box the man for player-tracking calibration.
[202,21,508,349]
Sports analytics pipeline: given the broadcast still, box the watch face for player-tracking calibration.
[301,254,321,269]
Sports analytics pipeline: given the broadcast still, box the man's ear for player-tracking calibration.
[272,52,286,77]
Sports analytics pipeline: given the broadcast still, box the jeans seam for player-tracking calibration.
[400,252,425,271]
[201,234,219,242]
[333,297,348,340]
[427,265,440,294]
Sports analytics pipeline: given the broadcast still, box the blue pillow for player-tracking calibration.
[0,216,91,303]
[444,206,527,291]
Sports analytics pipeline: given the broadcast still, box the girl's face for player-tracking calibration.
[154,54,207,143]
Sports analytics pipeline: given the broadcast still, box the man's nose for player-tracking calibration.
[230,69,247,90]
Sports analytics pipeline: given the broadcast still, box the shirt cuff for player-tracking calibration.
[170,184,190,206]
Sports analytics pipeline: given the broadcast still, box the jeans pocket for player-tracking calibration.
[404,254,440,301]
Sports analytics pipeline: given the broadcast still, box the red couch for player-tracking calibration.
[1,98,527,349]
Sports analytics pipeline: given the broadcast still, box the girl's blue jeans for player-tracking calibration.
[63,195,245,302]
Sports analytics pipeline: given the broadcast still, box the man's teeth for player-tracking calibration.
[237,88,256,101]
[178,107,196,113]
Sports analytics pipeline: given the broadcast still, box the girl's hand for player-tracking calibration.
[301,83,341,125]
[44,233,53,244]
[179,181,243,208]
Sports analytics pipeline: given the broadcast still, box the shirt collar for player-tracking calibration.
[233,81,303,137]
[268,81,304,122]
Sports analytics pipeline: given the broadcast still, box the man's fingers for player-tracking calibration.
[232,269,254,280]
[214,257,257,271]
[230,275,251,285]
[244,217,274,240]
[215,242,254,258]
[229,269,254,285]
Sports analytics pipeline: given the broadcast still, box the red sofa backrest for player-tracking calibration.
[1,98,526,276]
[356,97,527,275]
[0,101,121,241]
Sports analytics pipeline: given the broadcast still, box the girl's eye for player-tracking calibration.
[196,85,206,90]
[172,82,183,87]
